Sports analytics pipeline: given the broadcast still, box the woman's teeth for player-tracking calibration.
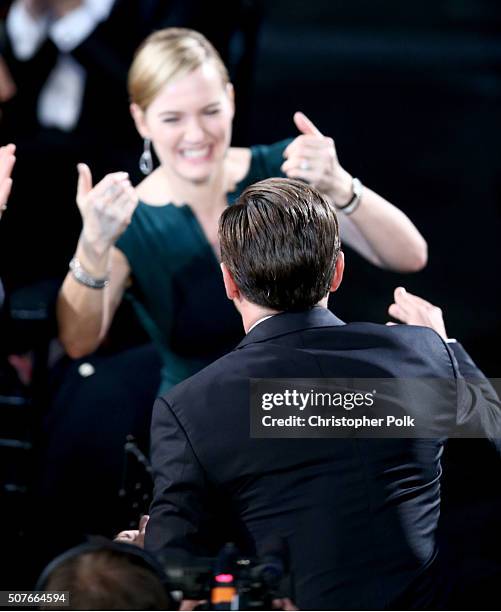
[181,146,210,159]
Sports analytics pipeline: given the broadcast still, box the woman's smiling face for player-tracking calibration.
[137,62,234,184]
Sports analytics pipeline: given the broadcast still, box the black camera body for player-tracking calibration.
[160,541,291,610]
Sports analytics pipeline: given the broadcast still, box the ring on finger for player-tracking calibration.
[106,186,118,198]
[300,159,310,171]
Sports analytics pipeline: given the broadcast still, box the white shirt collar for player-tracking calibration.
[247,314,275,334]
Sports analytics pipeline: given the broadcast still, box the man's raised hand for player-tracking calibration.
[387,287,448,341]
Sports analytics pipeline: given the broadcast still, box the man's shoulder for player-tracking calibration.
[160,321,455,410]
[160,349,245,408]
[339,321,455,366]
[273,317,450,357]
[345,320,448,348]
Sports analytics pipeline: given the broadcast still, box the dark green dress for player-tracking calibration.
[115,140,290,393]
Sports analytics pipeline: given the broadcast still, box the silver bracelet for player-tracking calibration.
[69,256,109,289]
[335,177,363,216]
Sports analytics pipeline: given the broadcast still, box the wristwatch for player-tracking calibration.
[336,177,363,215]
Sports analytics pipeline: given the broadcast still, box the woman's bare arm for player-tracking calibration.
[57,163,137,357]
[57,245,131,357]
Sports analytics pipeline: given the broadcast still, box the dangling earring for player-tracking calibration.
[139,138,153,175]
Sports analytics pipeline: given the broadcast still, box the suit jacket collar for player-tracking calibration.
[236,307,345,349]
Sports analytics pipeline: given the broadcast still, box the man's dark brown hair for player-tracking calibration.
[219,178,341,311]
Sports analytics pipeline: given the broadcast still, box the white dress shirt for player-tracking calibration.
[6,0,115,131]
[248,314,275,333]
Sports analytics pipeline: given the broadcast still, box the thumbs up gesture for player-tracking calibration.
[76,164,138,254]
[281,112,352,203]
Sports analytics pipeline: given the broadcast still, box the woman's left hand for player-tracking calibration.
[281,112,351,203]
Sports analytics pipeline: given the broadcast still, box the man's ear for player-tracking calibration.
[221,262,241,301]
[130,103,150,139]
[330,251,345,294]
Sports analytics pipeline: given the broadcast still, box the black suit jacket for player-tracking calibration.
[145,308,500,610]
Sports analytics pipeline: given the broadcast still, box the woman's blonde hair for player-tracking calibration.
[128,28,230,110]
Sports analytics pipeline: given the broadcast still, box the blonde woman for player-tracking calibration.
[58,28,427,393]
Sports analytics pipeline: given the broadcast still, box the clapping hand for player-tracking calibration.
[0,144,16,220]
[388,287,448,341]
[281,112,349,200]
[76,163,138,255]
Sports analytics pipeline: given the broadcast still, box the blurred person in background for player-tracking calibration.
[36,538,175,611]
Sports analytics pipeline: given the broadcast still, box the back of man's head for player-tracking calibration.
[219,178,341,311]
[42,548,172,610]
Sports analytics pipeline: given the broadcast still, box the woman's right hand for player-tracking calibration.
[76,163,138,256]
